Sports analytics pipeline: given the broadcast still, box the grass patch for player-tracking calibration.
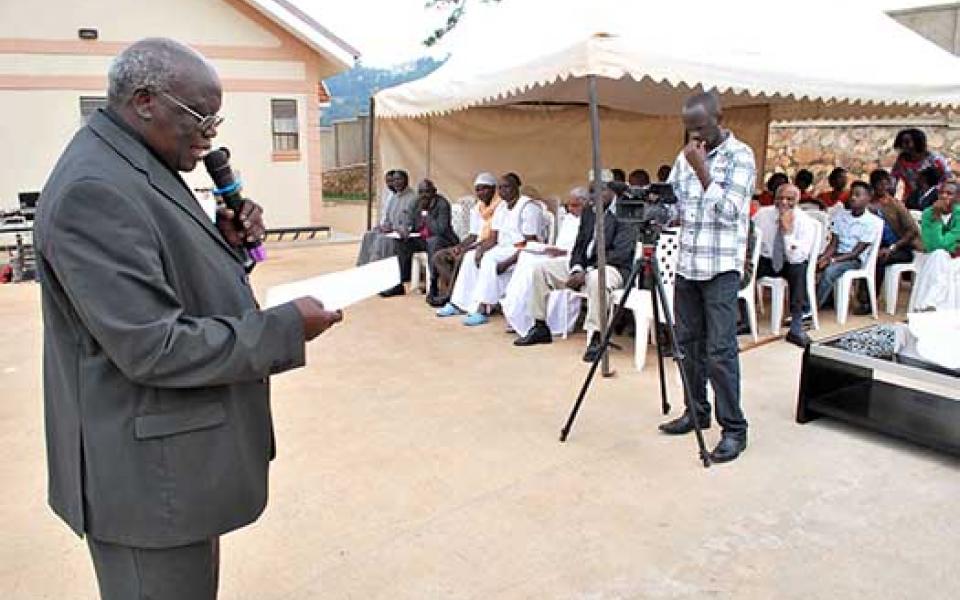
[324,192,370,203]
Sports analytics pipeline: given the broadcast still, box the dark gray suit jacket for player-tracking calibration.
[569,205,637,283]
[418,194,459,247]
[35,110,306,549]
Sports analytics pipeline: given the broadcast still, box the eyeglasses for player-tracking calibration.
[158,90,224,133]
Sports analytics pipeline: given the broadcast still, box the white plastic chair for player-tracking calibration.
[835,215,884,325]
[737,230,762,342]
[410,252,430,295]
[806,211,832,254]
[607,232,679,371]
[543,210,556,245]
[757,220,822,335]
[883,252,928,315]
[452,198,473,240]
[902,253,931,313]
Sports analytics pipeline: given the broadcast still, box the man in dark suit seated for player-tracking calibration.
[396,178,460,305]
[35,38,342,599]
[513,183,636,362]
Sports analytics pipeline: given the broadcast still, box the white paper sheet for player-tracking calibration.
[264,258,401,310]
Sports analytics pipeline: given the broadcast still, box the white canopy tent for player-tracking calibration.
[373,0,960,201]
[370,0,960,382]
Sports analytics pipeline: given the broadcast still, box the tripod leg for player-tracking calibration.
[650,289,670,415]
[652,268,712,468]
[560,261,644,442]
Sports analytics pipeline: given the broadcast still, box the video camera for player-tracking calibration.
[610,182,677,244]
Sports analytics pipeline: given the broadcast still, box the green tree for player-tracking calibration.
[423,0,502,47]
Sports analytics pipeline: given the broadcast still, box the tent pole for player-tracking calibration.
[366,95,376,231]
[587,75,612,377]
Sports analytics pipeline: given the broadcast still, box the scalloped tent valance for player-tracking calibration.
[375,0,960,120]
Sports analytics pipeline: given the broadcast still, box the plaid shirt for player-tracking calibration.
[668,132,756,281]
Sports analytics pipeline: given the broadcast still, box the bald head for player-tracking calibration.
[775,183,801,211]
[108,38,218,108]
[106,38,223,173]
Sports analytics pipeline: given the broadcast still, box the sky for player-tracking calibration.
[292,0,941,67]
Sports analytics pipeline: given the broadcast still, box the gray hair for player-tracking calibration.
[569,186,589,201]
[107,38,205,106]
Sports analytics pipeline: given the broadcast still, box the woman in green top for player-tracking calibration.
[921,180,960,254]
[914,180,960,310]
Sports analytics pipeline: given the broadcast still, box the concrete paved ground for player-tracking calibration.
[1,242,957,599]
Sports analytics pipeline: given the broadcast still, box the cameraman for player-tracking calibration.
[658,92,756,464]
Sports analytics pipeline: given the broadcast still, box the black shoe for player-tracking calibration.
[736,322,751,336]
[658,412,711,435]
[379,283,405,297]
[426,294,446,308]
[709,434,747,463]
[514,323,552,346]
[582,333,602,363]
[785,330,811,348]
[852,302,872,316]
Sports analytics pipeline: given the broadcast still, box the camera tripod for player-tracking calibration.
[558,232,712,468]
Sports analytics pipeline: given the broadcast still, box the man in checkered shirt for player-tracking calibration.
[658,92,755,464]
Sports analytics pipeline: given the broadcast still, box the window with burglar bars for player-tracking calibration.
[271,99,299,152]
[79,96,107,125]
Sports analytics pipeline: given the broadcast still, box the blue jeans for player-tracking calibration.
[675,272,747,438]
[816,259,861,308]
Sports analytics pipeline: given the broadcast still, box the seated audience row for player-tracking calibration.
[361,150,955,362]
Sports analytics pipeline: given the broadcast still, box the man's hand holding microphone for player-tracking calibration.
[205,146,343,342]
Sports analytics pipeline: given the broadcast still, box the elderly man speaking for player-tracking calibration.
[35,39,342,599]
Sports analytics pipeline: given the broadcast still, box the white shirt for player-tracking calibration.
[753,206,818,264]
[831,208,881,255]
[491,195,542,247]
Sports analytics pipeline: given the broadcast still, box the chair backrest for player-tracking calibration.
[807,210,832,253]
[805,219,822,289]
[861,213,885,273]
[543,209,556,244]
[654,229,681,319]
[451,197,473,240]
[743,225,762,290]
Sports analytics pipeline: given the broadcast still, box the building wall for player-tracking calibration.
[0,0,342,226]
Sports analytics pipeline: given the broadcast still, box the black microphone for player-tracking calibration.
[203,147,266,264]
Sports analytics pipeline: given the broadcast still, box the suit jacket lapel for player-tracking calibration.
[87,111,243,264]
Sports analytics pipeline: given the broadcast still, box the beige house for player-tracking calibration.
[0,0,358,227]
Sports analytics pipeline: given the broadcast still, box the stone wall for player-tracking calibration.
[764,120,960,193]
[322,163,370,197]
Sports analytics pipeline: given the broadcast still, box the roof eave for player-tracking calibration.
[242,0,359,71]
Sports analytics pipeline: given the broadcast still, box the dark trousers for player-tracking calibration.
[432,246,466,300]
[398,236,456,290]
[675,272,747,438]
[87,536,219,600]
[757,257,808,332]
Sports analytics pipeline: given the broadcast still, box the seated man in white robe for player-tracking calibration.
[437,173,544,326]
[513,185,636,363]
[501,186,586,336]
